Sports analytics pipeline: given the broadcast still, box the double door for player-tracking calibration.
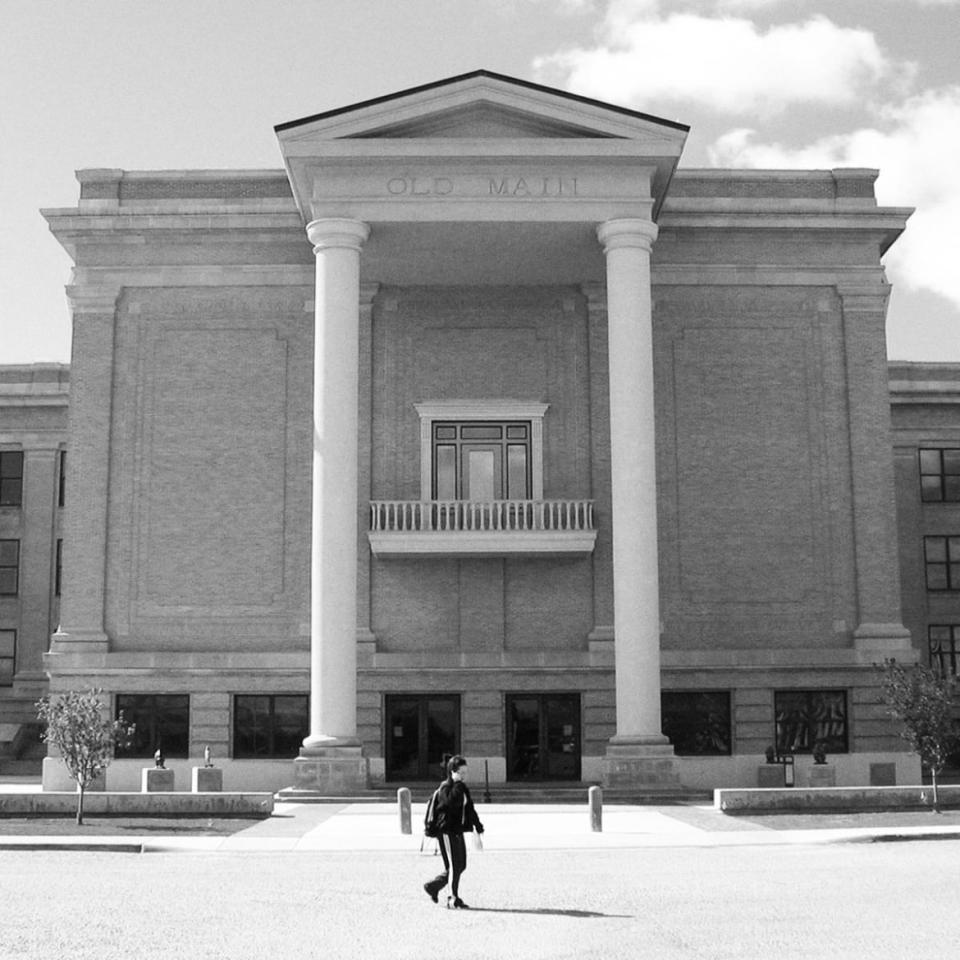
[385,694,460,782]
[506,694,581,781]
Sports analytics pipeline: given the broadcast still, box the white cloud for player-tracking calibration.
[534,9,901,114]
[708,87,960,311]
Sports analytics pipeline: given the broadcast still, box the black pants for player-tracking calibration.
[429,832,467,898]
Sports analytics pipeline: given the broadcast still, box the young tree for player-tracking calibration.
[35,689,135,825]
[878,658,960,812]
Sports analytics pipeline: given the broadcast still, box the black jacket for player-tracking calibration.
[431,778,484,836]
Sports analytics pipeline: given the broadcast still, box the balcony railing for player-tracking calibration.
[368,499,597,558]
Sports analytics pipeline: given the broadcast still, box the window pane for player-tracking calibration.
[950,564,960,588]
[921,476,944,501]
[927,564,948,590]
[919,449,942,474]
[949,538,960,559]
[460,426,502,440]
[436,445,456,500]
[116,694,189,758]
[662,691,731,756]
[0,631,14,657]
[0,570,16,595]
[507,445,528,500]
[925,538,947,562]
[0,658,12,685]
[775,690,847,754]
[434,426,456,440]
[0,540,18,565]
[945,477,960,502]
[944,450,960,474]
[506,425,528,439]
[467,450,495,501]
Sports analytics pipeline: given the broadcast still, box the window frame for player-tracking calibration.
[0,540,20,596]
[919,448,960,503]
[0,629,15,686]
[661,690,732,756]
[774,689,849,755]
[923,535,960,591]
[233,693,309,759]
[114,693,190,759]
[929,624,960,675]
[0,451,24,508]
[415,401,548,502]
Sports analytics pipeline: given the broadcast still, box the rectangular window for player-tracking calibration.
[58,450,66,508]
[233,694,308,759]
[661,691,732,756]
[924,536,960,591]
[775,690,848,755]
[920,448,960,502]
[431,421,531,501]
[55,539,63,597]
[0,540,19,596]
[115,694,190,758]
[0,452,23,507]
[0,630,15,685]
[929,625,960,675]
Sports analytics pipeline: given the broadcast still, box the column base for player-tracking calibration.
[853,623,914,660]
[292,748,369,796]
[602,737,682,791]
[47,629,109,654]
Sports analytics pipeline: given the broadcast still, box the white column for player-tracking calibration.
[596,219,677,787]
[302,218,369,753]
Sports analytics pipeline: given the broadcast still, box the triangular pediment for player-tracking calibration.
[276,70,688,143]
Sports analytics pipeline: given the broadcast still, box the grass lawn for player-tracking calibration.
[0,815,261,836]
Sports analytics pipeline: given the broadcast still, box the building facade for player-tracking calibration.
[34,72,930,792]
[0,365,67,770]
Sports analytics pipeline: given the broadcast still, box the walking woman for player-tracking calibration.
[423,755,485,909]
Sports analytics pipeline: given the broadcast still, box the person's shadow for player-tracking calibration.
[465,907,631,919]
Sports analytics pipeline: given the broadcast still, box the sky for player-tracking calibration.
[2,0,958,364]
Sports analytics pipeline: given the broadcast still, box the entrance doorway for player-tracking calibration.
[506,693,581,781]
[385,694,460,781]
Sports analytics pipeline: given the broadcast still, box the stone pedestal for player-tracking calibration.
[808,764,836,788]
[191,767,223,792]
[293,750,369,795]
[141,767,174,792]
[602,741,681,790]
[758,765,786,788]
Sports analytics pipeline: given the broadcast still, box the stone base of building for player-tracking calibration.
[601,738,682,790]
[291,747,370,795]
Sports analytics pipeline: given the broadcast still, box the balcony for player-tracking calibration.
[368,499,597,558]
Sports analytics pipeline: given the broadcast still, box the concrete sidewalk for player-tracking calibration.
[3,798,960,853]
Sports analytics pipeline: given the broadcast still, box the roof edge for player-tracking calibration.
[274,69,689,135]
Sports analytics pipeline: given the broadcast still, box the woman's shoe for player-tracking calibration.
[448,897,470,909]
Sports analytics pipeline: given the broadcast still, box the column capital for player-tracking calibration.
[836,284,892,314]
[306,218,370,254]
[596,218,659,254]
[64,285,121,316]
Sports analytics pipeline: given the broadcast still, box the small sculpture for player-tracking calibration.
[812,741,828,765]
[203,745,213,768]
[154,747,165,769]
[765,745,776,764]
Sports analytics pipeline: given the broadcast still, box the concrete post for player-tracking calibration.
[589,785,603,832]
[397,787,412,835]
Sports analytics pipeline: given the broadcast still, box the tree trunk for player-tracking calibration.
[932,769,941,813]
[76,783,85,826]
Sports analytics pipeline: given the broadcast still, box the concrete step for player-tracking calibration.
[277,782,711,805]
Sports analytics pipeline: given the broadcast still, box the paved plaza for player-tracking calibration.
[2,837,959,959]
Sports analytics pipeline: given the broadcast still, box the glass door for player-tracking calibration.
[506,693,581,781]
[385,694,460,781]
